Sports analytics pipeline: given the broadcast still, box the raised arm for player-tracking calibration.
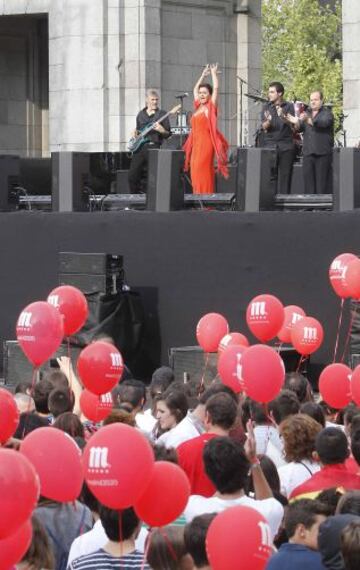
[210,63,219,106]
[194,64,210,101]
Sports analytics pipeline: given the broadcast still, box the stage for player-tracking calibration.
[2,209,360,383]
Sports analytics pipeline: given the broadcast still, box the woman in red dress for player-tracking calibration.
[183,64,229,194]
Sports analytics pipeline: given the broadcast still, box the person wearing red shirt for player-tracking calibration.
[290,428,360,500]
[177,392,237,497]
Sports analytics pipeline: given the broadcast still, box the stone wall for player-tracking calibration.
[343,0,360,146]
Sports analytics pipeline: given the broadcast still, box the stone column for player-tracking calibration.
[343,0,360,147]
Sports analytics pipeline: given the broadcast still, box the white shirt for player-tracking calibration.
[265,436,287,468]
[184,494,284,540]
[136,409,157,436]
[254,425,281,455]
[67,520,148,566]
[155,412,204,449]
[278,459,321,498]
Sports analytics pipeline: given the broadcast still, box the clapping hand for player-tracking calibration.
[244,419,257,464]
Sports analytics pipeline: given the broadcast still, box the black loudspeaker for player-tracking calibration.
[290,162,305,194]
[235,148,276,211]
[215,165,238,193]
[0,155,20,211]
[116,170,131,194]
[52,152,91,212]
[147,149,184,212]
[333,148,360,211]
[19,158,51,195]
[350,300,360,367]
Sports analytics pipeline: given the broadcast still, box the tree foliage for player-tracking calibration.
[262,0,342,130]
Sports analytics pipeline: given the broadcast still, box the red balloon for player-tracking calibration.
[134,462,190,527]
[351,365,360,406]
[242,345,285,403]
[16,301,64,367]
[291,316,324,355]
[0,388,19,444]
[196,313,229,352]
[80,389,113,423]
[0,519,32,570]
[21,427,83,502]
[83,423,154,509]
[77,341,124,395]
[218,345,248,393]
[329,253,358,298]
[246,294,285,342]
[47,285,88,336]
[206,506,273,570]
[277,305,306,344]
[344,258,360,299]
[319,363,352,409]
[0,449,39,539]
[218,332,249,353]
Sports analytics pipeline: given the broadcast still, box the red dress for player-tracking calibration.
[183,100,229,195]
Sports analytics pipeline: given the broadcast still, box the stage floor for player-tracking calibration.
[2,209,360,381]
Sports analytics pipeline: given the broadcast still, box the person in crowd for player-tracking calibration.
[43,369,69,389]
[14,411,49,439]
[340,520,360,570]
[300,402,326,428]
[284,372,313,404]
[14,392,35,414]
[267,390,300,467]
[183,63,229,194]
[137,366,175,436]
[265,499,328,570]
[33,380,55,423]
[17,515,55,570]
[69,506,150,570]
[319,401,342,429]
[102,408,136,427]
[318,488,344,516]
[184,514,216,570]
[178,392,237,497]
[15,381,32,395]
[290,428,360,500]
[48,388,75,420]
[344,405,360,438]
[53,412,85,439]
[246,454,288,507]
[318,514,360,570]
[278,414,322,498]
[245,399,282,455]
[154,388,189,446]
[336,491,360,516]
[184,434,284,540]
[146,526,193,570]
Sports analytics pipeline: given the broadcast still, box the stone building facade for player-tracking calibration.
[343,0,360,146]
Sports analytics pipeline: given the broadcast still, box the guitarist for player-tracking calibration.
[128,89,171,194]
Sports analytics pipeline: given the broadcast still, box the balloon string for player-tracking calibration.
[23,367,38,439]
[159,527,178,561]
[296,355,304,372]
[341,300,359,364]
[67,337,73,390]
[141,529,152,570]
[198,352,209,397]
[333,298,345,363]
[118,510,123,558]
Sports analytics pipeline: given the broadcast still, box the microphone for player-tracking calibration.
[175,92,189,99]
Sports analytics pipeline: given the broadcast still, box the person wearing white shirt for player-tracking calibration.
[265,390,300,468]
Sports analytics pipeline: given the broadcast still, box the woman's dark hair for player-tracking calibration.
[21,515,55,569]
[184,514,216,568]
[199,82,213,96]
[336,491,360,516]
[53,412,84,439]
[341,521,360,570]
[147,526,189,570]
[99,505,139,542]
[318,488,344,515]
[300,402,326,428]
[158,388,188,425]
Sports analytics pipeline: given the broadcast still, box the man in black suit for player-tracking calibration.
[287,91,334,194]
[260,82,296,194]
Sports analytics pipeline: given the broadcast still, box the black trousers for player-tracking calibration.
[303,153,332,194]
[274,147,296,194]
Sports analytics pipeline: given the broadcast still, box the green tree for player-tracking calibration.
[262,0,342,131]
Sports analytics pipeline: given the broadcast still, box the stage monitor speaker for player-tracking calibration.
[52,152,91,212]
[235,147,276,211]
[116,170,131,194]
[333,148,360,211]
[215,165,237,193]
[0,155,20,211]
[147,149,184,212]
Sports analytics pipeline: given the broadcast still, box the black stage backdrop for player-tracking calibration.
[1,210,360,382]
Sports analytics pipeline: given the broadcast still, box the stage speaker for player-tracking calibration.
[235,147,276,211]
[0,155,20,211]
[147,149,184,212]
[52,152,91,212]
[116,170,131,194]
[216,165,237,193]
[333,148,360,212]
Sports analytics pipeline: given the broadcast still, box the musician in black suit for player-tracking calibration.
[260,82,296,194]
[128,89,171,194]
[287,91,334,194]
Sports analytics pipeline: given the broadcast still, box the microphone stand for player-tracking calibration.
[237,76,245,147]
[176,93,188,148]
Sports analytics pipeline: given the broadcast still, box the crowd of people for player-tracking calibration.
[5,362,360,570]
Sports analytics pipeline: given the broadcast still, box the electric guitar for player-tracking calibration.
[127,104,181,154]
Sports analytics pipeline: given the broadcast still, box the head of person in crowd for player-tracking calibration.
[14,381,32,395]
[99,504,140,544]
[102,408,136,427]
[336,491,360,517]
[115,379,146,413]
[150,366,175,413]
[284,372,312,404]
[152,444,178,464]
[351,428,360,467]
[350,415,360,437]
[193,384,238,426]
[203,436,250,495]
[14,392,35,414]
[156,388,189,433]
[79,482,100,520]
[318,514,360,570]
[318,488,344,516]
[33,380,54,416]
[284,499,328,549]
[314,427,349,466]
[280,414,322,463]
[344,404,360,437]
[42,369,69,389]
[341,520,360,570]
[300,402,326,428]
[53,412,85,439]
[146,525,193,570]
[319,401,340,426]
[48,388,75,418]
[309,90,324,113]
[203,392,237,435]
[19,515,55,570]
[184,513,216,570]
[246,454,287,506]
[268,81,285,104]
[14,411,49,439]
[268,389,300,427]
